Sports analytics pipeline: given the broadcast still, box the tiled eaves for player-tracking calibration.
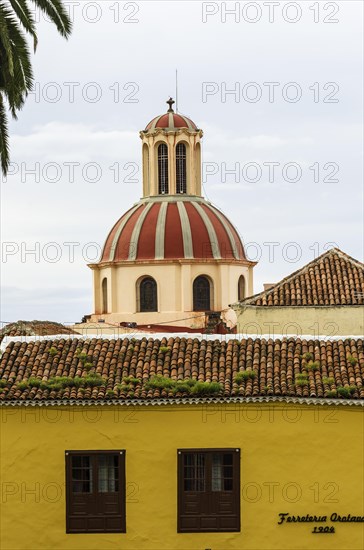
[0,396,363,408]
[0,336,363,404]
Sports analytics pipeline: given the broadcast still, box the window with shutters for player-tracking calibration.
[65,450,126,533]
[177,448,240,532]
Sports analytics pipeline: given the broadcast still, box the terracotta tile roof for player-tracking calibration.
[0,336,363,404]
[0,321,79,343]
[238,248,364,307]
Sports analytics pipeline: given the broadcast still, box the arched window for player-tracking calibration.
[193,276,212,311]
[102,278,108,314]
[238,275,246,301]
[158,143,169,194]
[139,277,157,312]
[176,142,187,194]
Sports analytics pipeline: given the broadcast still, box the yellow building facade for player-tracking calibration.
[1,402,363,550]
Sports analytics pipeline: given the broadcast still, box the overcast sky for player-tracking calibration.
[1,0,363,325]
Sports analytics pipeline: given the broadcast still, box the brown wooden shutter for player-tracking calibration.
[66,451,126,533]
[177,449,240,532]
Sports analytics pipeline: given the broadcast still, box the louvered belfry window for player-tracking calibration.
[176,142,187,194]
[158,143,169,194]
[66,451,126,533]
[178,449,240,532]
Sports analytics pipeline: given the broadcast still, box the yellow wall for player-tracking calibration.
[232,305,364,336]
[1,403,363,550]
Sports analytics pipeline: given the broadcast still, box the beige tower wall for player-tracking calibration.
[90,262,253,328]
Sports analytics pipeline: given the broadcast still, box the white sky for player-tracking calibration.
[1,0,363,324]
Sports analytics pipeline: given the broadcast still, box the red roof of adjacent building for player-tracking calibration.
[99,197,248,263]
[238,248,364,307]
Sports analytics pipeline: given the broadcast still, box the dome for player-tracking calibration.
[144,97,199,133]
[100,197,246,263]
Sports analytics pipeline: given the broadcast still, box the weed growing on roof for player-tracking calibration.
[15,373,107,392]
[295,374,309,386]
[159,346,170,353]
[336,386,357,398]
[301,352,313,361]
[326,390,337,398]
[0,380,7,388]
[347,355,358,366]
[337,387,351,398]
[306,361,320,371]
[234,370,256,384]
[322,376,335,385]
[49,347,58,357]
[122,376,140,386]
[144,376,221,396]
[144,375,176,390]
[190,381,222,396]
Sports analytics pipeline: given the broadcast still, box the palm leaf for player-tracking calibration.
[0,93,10,174]
[31,0,72,37]
[9,0,38,50]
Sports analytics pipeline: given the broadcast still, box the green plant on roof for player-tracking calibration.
[295,373,309,387]
[159,346,170,354]
[306,361,320,371]
[49,347,58,357]
[106,389,115,397]
[84,362,93,371]
[144,375,176,391]
[191,381,222,396]
[0,380,7,388]
[128,346,134,353]
[43,373,106,390]
[17,382,29,390]
[337,386,351,398]
[122,376,140,386]
[348,385,357,395]
[235,370,256,384]
[301,352,313,361]
[326,390,337,398]
[347,355,358,366]
[117,383,132,392]
[77,352,88,364]
[172,379,198,395]
[322,376,335,385]
[28,377,43,388]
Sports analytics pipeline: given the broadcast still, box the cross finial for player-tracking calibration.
[167,97,175,113]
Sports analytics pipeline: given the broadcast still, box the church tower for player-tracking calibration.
[88,99,255,329]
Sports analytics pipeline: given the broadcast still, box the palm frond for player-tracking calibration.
[9,0,38,50]
[0,93,10,174]
[31,0,72,37]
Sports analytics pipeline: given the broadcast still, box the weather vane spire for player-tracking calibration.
[167,97,175,113]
